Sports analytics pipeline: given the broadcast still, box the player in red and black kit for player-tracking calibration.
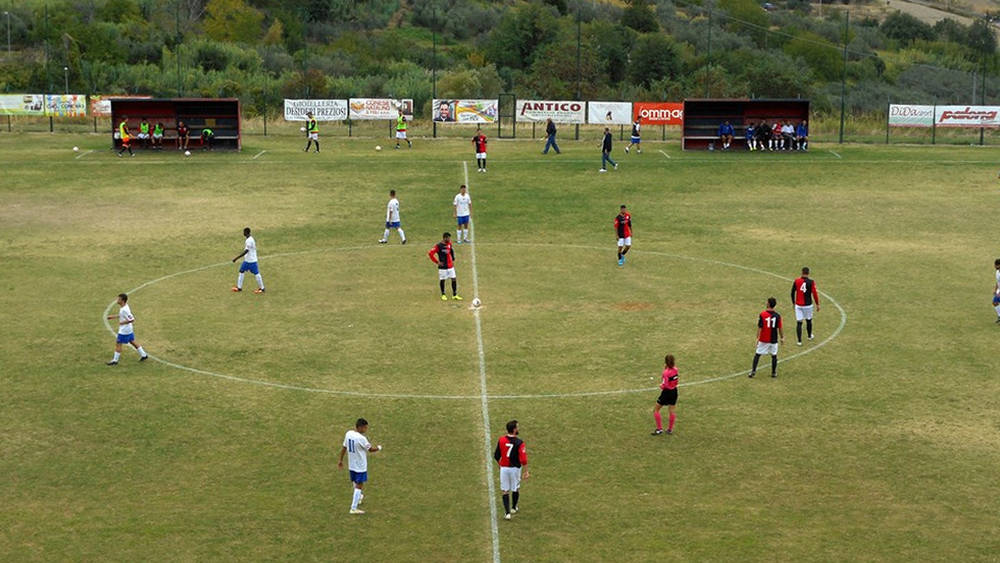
[494,419,529,520]
[428,232,461,301]
[750,296,784,378]
[473,129,488,172]
[615,205,632,266]
[176,121,189,151]
[791,266,820,346]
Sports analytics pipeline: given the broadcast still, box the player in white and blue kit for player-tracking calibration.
[232,227,265,294]
[624,117,642,154]
[338,417,382,515]
[106,293,148,365]
[993,258,1000,323]
[453,184,472,244]
[379,189,407,244]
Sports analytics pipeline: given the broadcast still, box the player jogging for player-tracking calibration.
[624,117,642,154]
[117,115,134,157]
[378,189,407,244]
[473,129,488,172]
[338,417,382,515]
[992,258,1000,323]
[652,354,679,435]
[615,205,632,266]
[106,293,149,365]
[395,110,411,149]
[750,297,783,378]
[232,227,265,294]
[429,232,461,301]
[791,266,820,345]
[494,419,529,521]
[453,184,472,244]
[303,111,319,153]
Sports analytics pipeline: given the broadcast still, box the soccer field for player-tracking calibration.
[2,133,999,561]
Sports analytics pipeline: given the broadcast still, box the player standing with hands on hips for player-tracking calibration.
[429,232,461,301]
[338,418,382,515]
[652,354,678,435]
[791,267,820,345]
[106,293,149,365]
[232,227,265,294]
[750,297,783,378]
[494,420,529,521]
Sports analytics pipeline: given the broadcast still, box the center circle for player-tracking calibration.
[102,243,846,400]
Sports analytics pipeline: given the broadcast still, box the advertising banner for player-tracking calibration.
[348,98,414,120]
[587,101,633,125]
[515,100,585,123]
[433,99,498,123]
[888,104,934,127]
[633,102,684,125]
[284,99,348,121]
[90,95,152,117]
[45,95,88,117]
[0,94,46,115]
[934,105,1000,128]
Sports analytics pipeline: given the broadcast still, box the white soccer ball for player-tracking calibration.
[72,146,79,152]
[300,126,306,132]
[184,150,191,156]
[472,298,481,308]
[375,145,382,151]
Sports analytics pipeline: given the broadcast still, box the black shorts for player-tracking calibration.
[657,388,678,406]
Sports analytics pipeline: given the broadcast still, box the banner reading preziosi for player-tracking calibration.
[0,94,46,115]
[633,102,683,125]
[516,100,585,123]
[284,99,348,121]
[348,98,414,120]
[433,99,498,123]
[888,104,934,127]
[934,105,1000,128]
[588,102,632,125]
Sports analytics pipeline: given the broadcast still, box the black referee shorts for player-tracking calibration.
[657,388,678,406]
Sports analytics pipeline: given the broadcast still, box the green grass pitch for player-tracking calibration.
[2,132,999,561]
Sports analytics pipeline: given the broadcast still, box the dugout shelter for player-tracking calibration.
[682,99,809,150]
[110,98,241,150]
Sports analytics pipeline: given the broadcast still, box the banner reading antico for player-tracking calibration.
[283,99,348,121]
[633,102,684,125]
[934,105,1000,128]
[348,98,414,120]
[587,102,633,125]
[433,99,498,123]
[0,94,46,115]
[516,100,585,123]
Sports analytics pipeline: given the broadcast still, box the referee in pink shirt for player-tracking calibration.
[652,354,678,435]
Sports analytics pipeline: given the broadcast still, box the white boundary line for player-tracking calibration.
[828,150,842,159]
[101,244,846,399]
[465,161,502,563]
[252,150,266,160]
[74,149,93,159]
[658,149,672,159]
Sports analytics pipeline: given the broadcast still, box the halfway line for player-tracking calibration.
[465,161,502,563]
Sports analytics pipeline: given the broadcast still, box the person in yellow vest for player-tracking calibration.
[136,117,151,148]
[304,111,319,153]
[117,115,134,157]
[395,110,411,149]
[152,121,165,150]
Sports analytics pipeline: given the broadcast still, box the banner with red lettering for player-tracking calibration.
[888,104,934,127]
[934,105,1000,128]
[348,98,414,120]
[633,102,683,125]
[516,100,585,123]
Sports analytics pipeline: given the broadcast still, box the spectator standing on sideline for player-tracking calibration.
[542,118,560,155]
[600,127,618,172]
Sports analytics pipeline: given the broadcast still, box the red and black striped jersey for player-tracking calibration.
[791,277,819,307]
[428,241,454,269]
[614,212,632,238]
[758,310,782,343]
[494,435,527,468]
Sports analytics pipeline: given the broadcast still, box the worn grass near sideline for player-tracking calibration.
[1,133,999,561]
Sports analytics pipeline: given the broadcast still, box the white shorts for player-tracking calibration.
[617,237,632,247]
[755,342,778,356]
[794,305,814,321]
[308,132,318,140]
[438,267,456,280]
[476,152,486,160]
[499,466,522,492]
[136,133,150,139]
[152,133,163,139]
[396,131,407,139]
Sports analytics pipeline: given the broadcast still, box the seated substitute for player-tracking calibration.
[745,122,756,151]
[201,127,215,151]
[796,120,808,151]
[718,121,734,151]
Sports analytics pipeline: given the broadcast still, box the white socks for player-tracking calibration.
[351,488,362,510]
[136,346,147,358]
[382,228,390,240]
[237,273,245,289]
[112,351,121,362]
[255,273,264,289]
[397,228,406,242]
[994,305,1000,316]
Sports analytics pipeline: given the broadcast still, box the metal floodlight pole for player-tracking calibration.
[838,9,849,144]
[63,66,67,94]
[432,5,437,139]
[576,3,581,141]
[980,53,987,145]
[4,11,10,57]
[176,0,181,97]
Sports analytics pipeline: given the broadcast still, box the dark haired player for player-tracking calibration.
[718,120,734,150]
[105,293,148,365]
[338,417,382,515]
[473,129,488,172]
[750,297,783,378]
[652,354,679,435]
[791,267,820,346]
[494,420,529,520]
[615,205,632,266]
[429,232,461,301]
[745,122,756,151]
[176,120,189,151]
[116,115,134,157]
[303,111,319,153]
[232,227,265,294]
[624,117,642,154]
[993,258,1000,323]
